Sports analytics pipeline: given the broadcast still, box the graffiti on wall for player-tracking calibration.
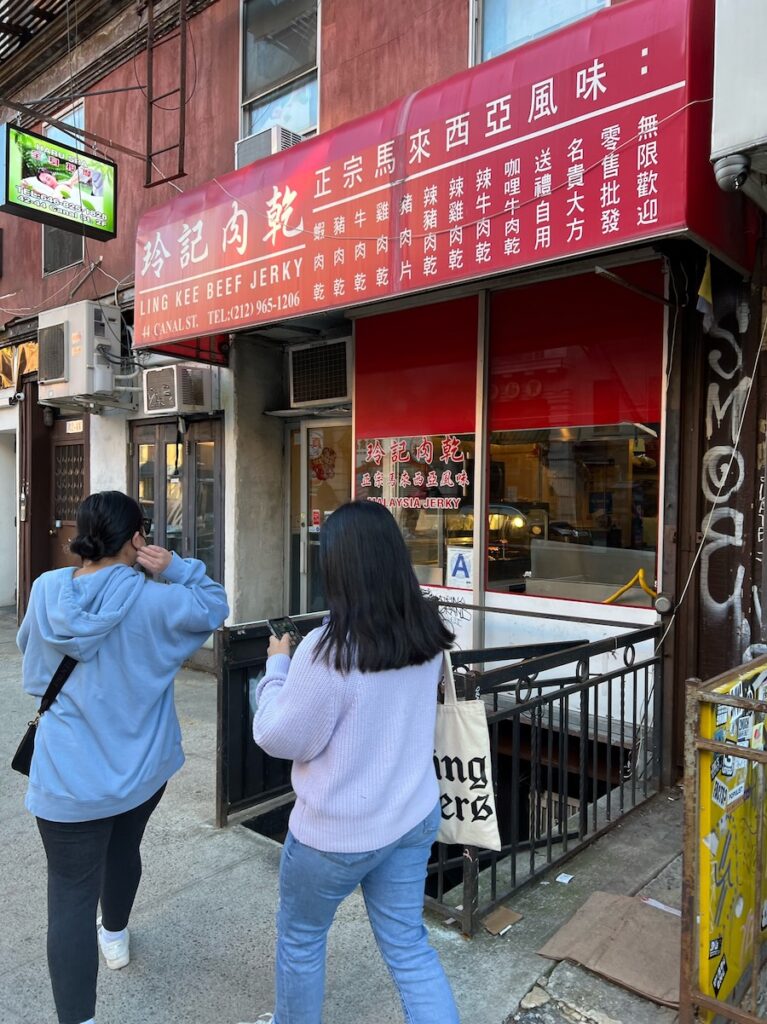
[698,265,758,668]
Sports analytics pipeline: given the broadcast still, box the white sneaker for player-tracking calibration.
[97,922,130,970]
[237,1016,274,1023]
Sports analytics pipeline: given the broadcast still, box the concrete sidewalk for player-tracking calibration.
[0,616,683,1024]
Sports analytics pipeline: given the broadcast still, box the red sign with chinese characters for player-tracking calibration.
[357,434,472,511]
[134,0,745,350]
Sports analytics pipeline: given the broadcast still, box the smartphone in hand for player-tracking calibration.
[267,616,303,649]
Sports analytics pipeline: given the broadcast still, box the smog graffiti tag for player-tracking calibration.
[700,317,754,661]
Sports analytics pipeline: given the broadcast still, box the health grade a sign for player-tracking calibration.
[134,0,747,349]
[0,125,117,240]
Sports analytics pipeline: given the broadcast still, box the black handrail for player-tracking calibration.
[474,625,660,693]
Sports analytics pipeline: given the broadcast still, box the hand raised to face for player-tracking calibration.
[135,542,173,576]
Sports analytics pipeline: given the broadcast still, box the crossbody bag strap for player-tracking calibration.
[37,655,78,716]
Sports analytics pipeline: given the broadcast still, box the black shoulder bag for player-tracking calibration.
[12,656,78,776]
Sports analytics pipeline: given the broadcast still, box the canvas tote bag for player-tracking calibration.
[434,651,501,851]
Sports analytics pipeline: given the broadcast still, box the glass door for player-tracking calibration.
[132,418,223,581]
[289,419,351,614]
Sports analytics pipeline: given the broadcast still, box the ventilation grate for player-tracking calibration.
[92,306,106,338]
[54,443,84,522]
[178,367,205,406]
[290,342,348,405]
[38,324,67,382]
[144,366,177,411]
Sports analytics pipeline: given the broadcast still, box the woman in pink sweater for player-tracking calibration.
[253,499,460,1024]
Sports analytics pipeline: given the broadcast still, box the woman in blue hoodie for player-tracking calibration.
[18,490,229,1024]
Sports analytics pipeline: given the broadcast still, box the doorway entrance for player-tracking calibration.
[131,418,224,581]
[288,419,352,614]
[48,415,88,571]
[19,389,89,617]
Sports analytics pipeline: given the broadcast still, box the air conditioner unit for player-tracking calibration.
[235,124,302,169]
[38,300,121,403]
[143,363,216,415]
[289,338,351,408]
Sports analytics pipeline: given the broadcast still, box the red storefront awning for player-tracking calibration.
[134,0,751,355]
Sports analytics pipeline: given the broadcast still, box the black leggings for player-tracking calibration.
[36,785,166,1024]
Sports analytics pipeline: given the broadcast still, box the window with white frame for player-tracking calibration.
[242,0,318,139]
[478,0,608,63]
[42,104,85,276]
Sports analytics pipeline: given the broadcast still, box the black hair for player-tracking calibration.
[316,500,454,673]
[69,491,143,562]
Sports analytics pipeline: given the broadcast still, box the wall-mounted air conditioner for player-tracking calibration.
[235,124,302,169]
[143,363,216,415]
[38,300,122,404]
[289,338,352,408]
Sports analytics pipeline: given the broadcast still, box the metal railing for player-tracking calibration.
[216,609,664,938]
[426,620,664,935]
[680,655,767,1024]
[215,613,325,827]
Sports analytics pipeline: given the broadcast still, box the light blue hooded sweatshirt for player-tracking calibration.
[18,552,229,822]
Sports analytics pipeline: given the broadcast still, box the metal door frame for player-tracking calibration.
[130,416,224,581]
[286,416,351,615]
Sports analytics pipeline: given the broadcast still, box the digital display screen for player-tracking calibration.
[0,124,117,240]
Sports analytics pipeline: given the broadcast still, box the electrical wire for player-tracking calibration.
[19,86,146,107]
[9,1,159,373]
[60,1,143,374]
[666,261,680,390]
[628,302,767,753]
[0,263,92,316]
[655,310,766,656]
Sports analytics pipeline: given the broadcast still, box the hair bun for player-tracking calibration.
[70,533,107,561]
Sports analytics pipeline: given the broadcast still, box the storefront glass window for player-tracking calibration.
[486,424,660,603]
[356,432,476,588]
[488,264,664,606]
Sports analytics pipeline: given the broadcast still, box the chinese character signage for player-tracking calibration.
[0,126,117,240]
[357,433,473,511]
[357,432,475,587]
[134,0,745,349]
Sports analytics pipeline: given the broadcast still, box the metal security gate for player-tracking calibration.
[215,613,324,827]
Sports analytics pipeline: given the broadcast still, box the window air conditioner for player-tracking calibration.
[143,364,215,415]
[235,124,302,169]
[289,339,351,408]
[38,300,121,402]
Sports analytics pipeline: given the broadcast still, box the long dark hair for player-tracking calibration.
[69,491,143,562]
[316,500,454,672]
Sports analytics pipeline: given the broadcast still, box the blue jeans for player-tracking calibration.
[275,801,459,1024]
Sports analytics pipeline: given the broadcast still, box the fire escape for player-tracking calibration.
[141,0,190,188]
[0,0,193,190]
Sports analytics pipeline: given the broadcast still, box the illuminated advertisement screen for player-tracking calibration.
[0,125,117,240]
